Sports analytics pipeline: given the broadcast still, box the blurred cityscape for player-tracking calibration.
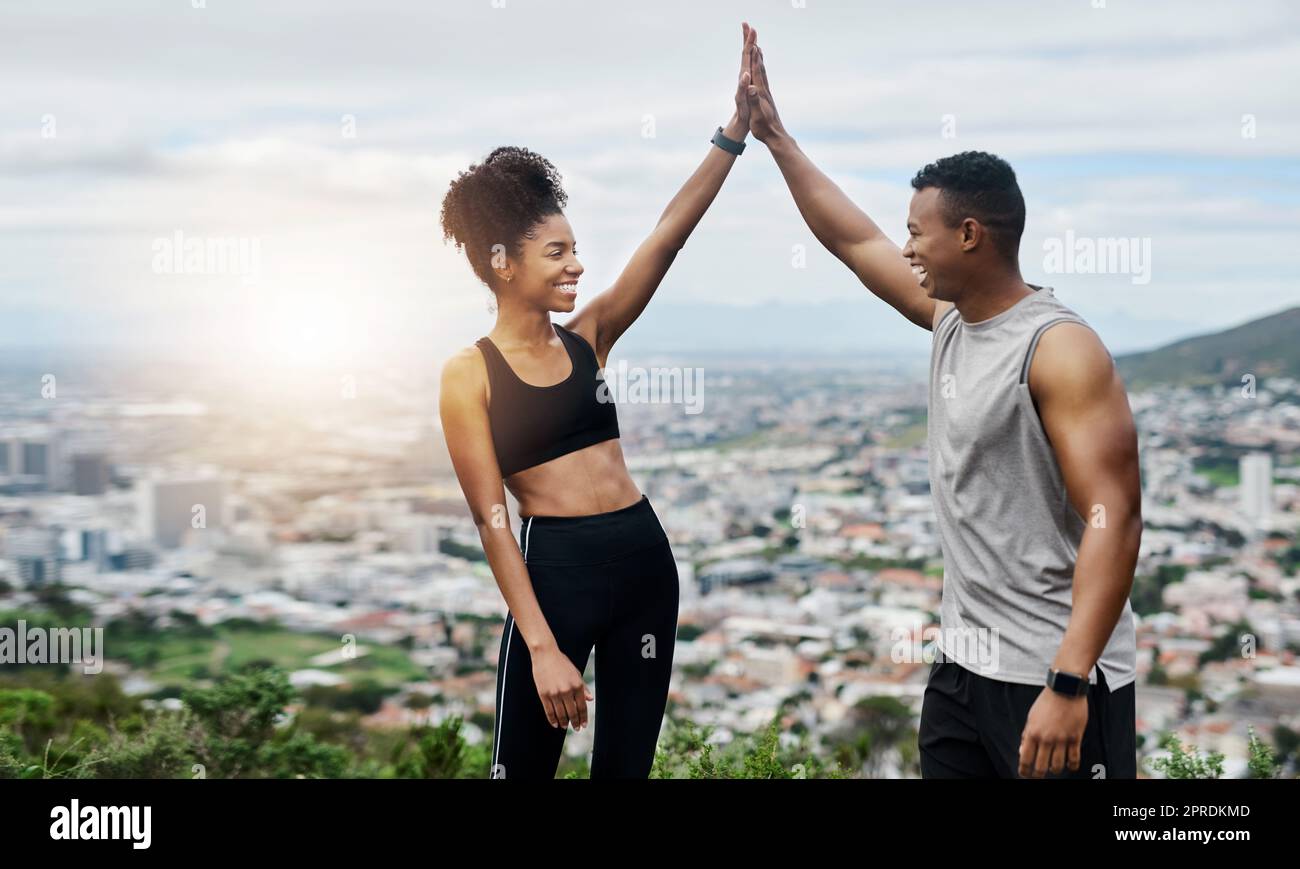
[1,343,1298,778]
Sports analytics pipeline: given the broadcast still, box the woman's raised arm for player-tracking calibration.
[566,22,756,362]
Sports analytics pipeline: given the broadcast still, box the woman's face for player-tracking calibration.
[497,212,584,313]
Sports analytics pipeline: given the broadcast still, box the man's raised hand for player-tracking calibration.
[745,30,786,143]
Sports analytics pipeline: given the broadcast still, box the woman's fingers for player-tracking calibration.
[735,25,754,124]
[561,690,580,730]
[571,688,588,730]
[736,70,751,105]
[740,22,754,82]
[743,22,754,80]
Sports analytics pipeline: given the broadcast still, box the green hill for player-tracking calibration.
[1116,306,1300,390]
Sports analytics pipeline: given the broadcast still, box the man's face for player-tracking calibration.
[902,187,964,302]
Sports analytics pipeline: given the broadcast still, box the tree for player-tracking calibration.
[394,716,486,779]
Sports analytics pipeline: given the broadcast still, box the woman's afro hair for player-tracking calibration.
[439,146,568,291]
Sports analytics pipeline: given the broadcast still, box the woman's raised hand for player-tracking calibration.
[744,26,786,143]
[734,22,757,133]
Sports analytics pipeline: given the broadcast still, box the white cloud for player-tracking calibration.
[2,0,1297,359]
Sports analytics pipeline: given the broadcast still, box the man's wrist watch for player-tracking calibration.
[1046,668,1089,697]
[711,126,746,155]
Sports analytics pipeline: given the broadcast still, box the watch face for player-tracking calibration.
[1051,671,1084,695]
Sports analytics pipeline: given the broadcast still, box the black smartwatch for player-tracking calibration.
[1045,668,1089,697]
[711,126,746,155]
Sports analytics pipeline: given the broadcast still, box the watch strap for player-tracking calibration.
[711,126,746,155]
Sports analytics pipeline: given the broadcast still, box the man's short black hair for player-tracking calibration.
[911,151,1025,261]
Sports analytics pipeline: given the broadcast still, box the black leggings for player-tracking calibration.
[490,494,679,779]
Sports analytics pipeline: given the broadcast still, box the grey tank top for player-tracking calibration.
[928,285,1137,690]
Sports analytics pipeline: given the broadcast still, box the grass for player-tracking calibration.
[121,624,428,687]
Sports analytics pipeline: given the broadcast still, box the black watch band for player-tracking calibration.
[1045,668,1089,697]
[711,126,746,155]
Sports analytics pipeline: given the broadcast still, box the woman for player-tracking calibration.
[437,24,759,779]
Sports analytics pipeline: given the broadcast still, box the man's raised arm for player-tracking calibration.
[745,36,935,330]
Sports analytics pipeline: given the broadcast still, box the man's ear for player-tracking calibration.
[959,218,982,252]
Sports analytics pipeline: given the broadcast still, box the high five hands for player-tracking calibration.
[741,22,787,144]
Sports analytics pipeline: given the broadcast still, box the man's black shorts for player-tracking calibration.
[918,658,1137,778]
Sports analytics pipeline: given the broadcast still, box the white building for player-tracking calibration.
[140,475,225,549]
[1239,452,1273,523]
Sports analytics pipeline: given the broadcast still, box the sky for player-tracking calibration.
[2,0,1297,370]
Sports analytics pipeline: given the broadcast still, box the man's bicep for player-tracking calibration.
[841,237,935,330]
[1032,326,1141,517]
[1054,377,1140,522]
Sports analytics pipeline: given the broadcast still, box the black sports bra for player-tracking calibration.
[475,323,620,477]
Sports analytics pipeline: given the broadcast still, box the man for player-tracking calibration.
[742,32,1141,778]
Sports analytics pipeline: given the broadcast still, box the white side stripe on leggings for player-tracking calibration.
[492,613,513,777]
[493,516,534,778]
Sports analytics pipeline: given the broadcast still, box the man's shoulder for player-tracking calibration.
[1029,320,1115,400]
[931,300,958,333]
[1027,284,1088,325]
